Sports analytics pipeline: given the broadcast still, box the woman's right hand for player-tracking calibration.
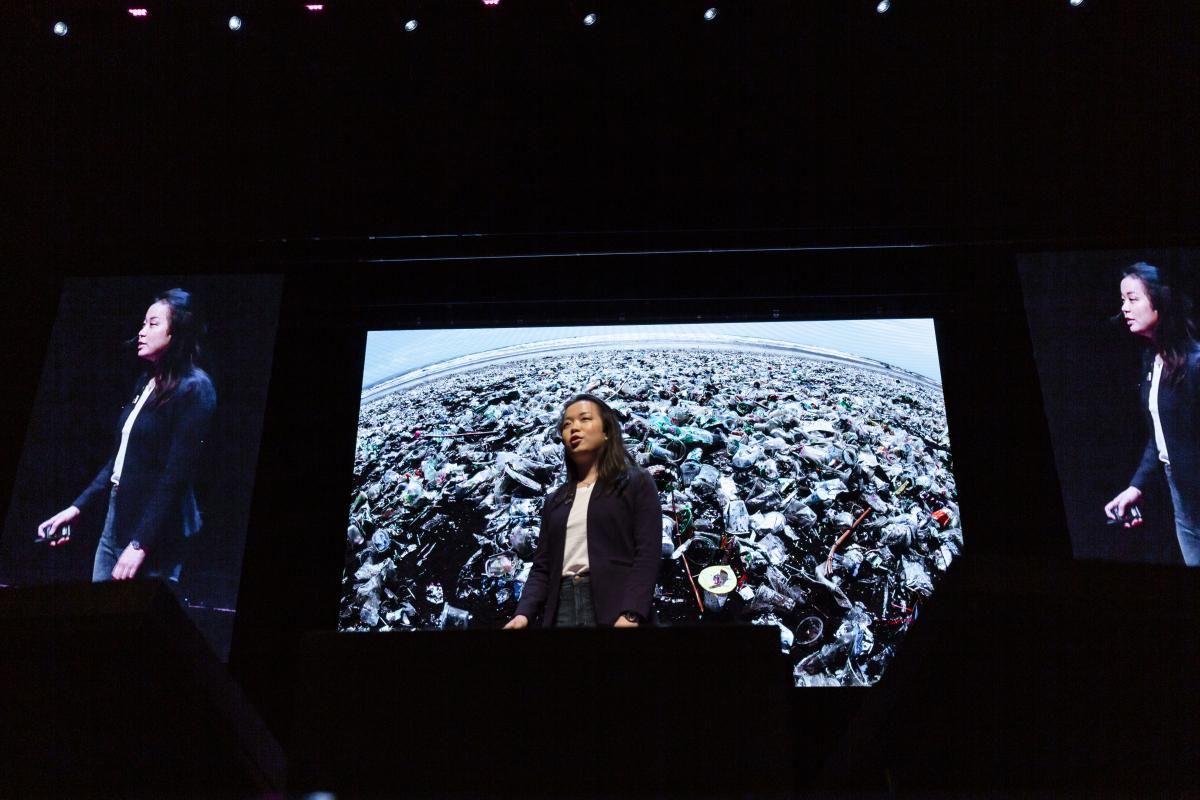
[37,506,80,546]
[502,614,529,630]
[1104,487,1144,527]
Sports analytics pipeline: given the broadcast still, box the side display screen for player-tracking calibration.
[0,275,283,659]
[1020,251,1200,566]
[341,319,959,686]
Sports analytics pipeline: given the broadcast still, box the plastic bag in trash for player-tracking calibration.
[902,558,934,596]
[812,479,848,503]
[724,499,750,533]
[750,511,786,534]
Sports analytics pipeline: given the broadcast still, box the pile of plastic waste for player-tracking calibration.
[342,346,959,687]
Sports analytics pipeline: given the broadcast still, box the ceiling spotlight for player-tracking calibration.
[228,15,243,31]
[876,0,890,12]
[703,7,718,21]
[52,20,69,36]
[1069,0,1084,5]
[128,8,149,17]
[304,4,323,11]
[482,0,500,5]
[583,12,597,26]
[404,18,418,32]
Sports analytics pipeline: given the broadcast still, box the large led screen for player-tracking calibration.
[0,275,283,659]
[1021,251,1200,566]
[341,320,959,686]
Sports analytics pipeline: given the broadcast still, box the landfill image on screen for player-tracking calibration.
[341,321,960,687]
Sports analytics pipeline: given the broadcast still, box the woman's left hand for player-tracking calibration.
[112,545,146,580]
[614,616,639,628]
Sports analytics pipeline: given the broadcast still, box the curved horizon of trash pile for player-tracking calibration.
[342,344,959,688]
[361,332,941,403]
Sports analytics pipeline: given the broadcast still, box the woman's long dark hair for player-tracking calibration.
[1122,263,1198,385]
[147,288,205,407]
[558,393,634,486]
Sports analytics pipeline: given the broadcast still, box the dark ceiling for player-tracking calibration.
[6,0,1199,254]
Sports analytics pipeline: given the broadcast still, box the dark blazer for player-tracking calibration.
[1132,348,1200,512]
[515,465,662,627]
[73,370,217,553]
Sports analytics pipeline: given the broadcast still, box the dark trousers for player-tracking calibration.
[555,575,596,627]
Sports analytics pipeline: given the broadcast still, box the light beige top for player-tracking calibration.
[561,484,592,577]
[1149,355,1170,465]
[112,379,156,485]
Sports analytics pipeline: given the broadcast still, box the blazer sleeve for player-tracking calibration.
[1130,353,1160,493]
[514,490,559,622]
[1131,434,1160,492]
[618,468,663,620]
[72,453,118,513]
[127,376,216,550]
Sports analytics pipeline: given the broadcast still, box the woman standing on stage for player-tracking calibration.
[37,288,216,582]
[504,393,661,628]
[1104,263,1200,565]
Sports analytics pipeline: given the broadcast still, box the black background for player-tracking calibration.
[3,0,1200,792]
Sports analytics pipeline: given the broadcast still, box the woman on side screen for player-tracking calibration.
[1104,264,1200,565]
[504,393,661,628]
[37,289,217,582]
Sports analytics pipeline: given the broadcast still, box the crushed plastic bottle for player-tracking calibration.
[751,583,796,614]
[724,499,750,533]
[731,443,764,469]
[370,529,391,553]
[484,553,516,577]
[782,498,819,529]
[703,590,728,612]
[691,463,721,494]
[438,604,470,629]
[360,598,380,627]
[878,522,914,551]
[400,477,425,507]
[795,615,824,645]
[425,582,445,605]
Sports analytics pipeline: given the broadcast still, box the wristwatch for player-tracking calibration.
[621,611,641,623]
